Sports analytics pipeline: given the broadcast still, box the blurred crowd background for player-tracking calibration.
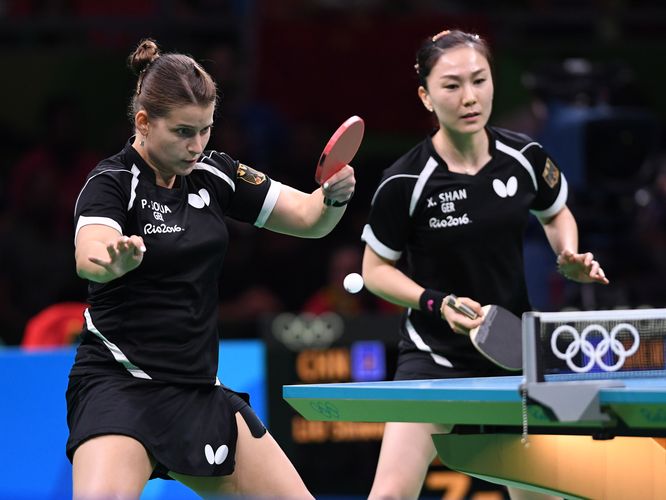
[1,0,666,347]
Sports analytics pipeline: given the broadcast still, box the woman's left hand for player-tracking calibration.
[557,249,609,285]
[321,165,356,205]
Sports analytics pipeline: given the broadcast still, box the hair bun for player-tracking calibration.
[128,38,161,76]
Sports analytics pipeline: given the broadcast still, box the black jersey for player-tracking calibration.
[362,126,568,370]
[71,141,281,384]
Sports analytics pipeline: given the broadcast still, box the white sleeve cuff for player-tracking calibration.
[255,180,282,228]
[75,216,122,244]
[532,174,568,220]
[361,224,402,261]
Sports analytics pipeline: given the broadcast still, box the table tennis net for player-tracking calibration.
[525,308,666,380]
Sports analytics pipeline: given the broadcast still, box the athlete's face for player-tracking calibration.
[418,45,493,137]
[140,103,215,182]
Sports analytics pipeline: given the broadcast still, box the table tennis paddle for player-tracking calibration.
[445,295,522,371]
[314,115,365,185]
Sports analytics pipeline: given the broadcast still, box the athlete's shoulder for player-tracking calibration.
[86,147,135,181]
[490,126,541,150]
[382,137,431,180]
[74,146,137,214]
[199,150,238,173]
[195,150,271,191]
[193,150,247,188]
[370,138,431,204]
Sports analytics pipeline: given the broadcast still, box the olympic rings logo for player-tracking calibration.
[272,313,344,351]
[309,400,341,419]
[550,323,640,373]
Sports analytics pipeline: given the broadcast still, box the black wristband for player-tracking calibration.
[419,289,447,320]
[323,190,354,207]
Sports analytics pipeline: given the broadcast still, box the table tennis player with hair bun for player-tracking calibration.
[67,37,355,499]
[360,28,608,500]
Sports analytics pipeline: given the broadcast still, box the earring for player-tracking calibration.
[140,138,145,147]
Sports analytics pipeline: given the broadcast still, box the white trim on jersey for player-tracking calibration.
[532,174,569,220]
[75,216,123,243]
[405,315,453,368]
[74,168,134,217]
[83,309,152,380]
[361,224,402,261]
[520,142,541,154]
[370,174,419,206]
[410,157,438,217]
[255,180,282,228]
[495,140,538,190]
[194,160,235,191]
[128,164,140,210]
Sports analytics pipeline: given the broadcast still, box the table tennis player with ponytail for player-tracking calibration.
[67,38,359,500]
[359,28,609,500]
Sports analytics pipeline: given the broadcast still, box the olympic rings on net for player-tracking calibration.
[550,323,640,373]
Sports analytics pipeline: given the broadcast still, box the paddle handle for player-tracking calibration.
[445,294,478,320]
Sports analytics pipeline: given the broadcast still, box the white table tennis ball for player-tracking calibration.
[343,272,364,294]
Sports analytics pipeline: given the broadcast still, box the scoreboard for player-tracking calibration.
[263,313,398,494]
[262,312,509,499]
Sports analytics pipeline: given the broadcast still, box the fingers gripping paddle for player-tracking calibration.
[314,116,365,185]
[445,295,522,371]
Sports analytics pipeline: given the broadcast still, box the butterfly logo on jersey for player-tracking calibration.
[204,443,229,465]
[188,188,211,209]
[492,176,518,198]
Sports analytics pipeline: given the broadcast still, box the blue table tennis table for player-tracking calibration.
[285,308,666,498]
[284,375,666,499]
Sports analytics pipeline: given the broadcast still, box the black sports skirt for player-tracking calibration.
[394,340,512,380]
[66,373,251,478]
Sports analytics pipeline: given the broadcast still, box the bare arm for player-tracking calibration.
[361,245,483,333]
[75,225,146,283]
[540,204,578,255]
[361,245,423,309]
[263,165,355,238]
[539,206,609,284]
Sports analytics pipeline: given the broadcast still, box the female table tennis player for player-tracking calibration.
[360,28,608,500]
[67,37,355,498]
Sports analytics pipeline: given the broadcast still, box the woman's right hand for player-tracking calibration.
[88,235,146,280]
[441,295,484,335]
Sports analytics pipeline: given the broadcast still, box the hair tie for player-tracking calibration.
[432,30,450,43]
[136,55,160,95]
[137,70,147,95]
